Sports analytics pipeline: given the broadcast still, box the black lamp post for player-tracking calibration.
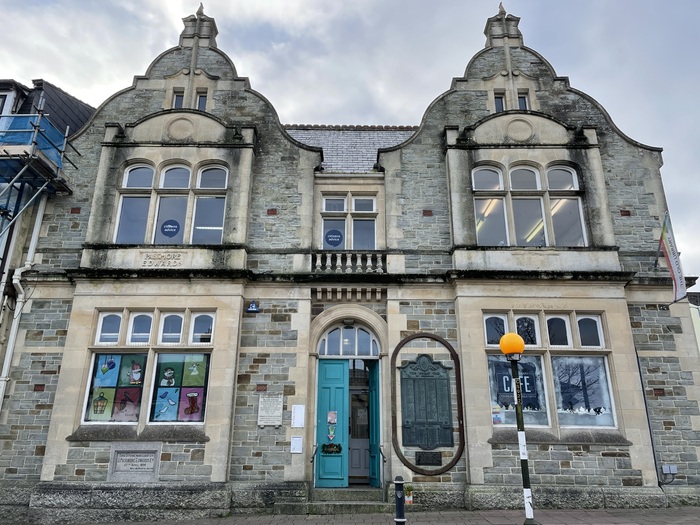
[499,332,539,525]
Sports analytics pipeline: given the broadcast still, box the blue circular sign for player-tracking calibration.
[161,219,180,238]
[325,229,343,247]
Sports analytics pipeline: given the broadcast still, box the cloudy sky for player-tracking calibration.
[4,0,698,290]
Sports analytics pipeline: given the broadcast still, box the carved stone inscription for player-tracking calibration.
[257,393,284,427]
[141,252,184,268]
[115,451,156,472]
[400,354,454,450]
[108,442,161,482]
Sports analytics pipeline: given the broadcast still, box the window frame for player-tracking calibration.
[172,90,184,109]
[114,163,228,245]
[485,310,615,430]
[472,164,587,247]
[96,312,122,345]
[321,193,377,250]
[83,309,215,426]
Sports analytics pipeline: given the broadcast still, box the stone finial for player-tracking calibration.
[483,7,523,47]
[180,5,218,48]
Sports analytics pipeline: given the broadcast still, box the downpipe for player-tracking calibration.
[0,192,47,413]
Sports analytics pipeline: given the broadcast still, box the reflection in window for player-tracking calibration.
[488,355,549,426]
[192,197,225,244]
[129,314,152,344]
[98,314,121,344]
[516,315,539,345]
[161,314,183,344]
[578,316,602,347]
[472,165,586,247]
[191,314,214,344]
[116,197,150,244]
[318,325,380,357]
[547,316,570,346]
[484,315,507,345]
[552,356,614,427]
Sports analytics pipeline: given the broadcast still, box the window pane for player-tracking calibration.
[130,314,152,344]
[473,168,502,190]
[475,198,507,246]
[154,196,187,244]
[578,317,602,347]
[197,95,207,111]
[84,353,148,422]
[125,166,154,188]
[485,316,506,345]
[324,198,345,212]
[353,219,375,250]
[116,197,150,244]
[354,198,374,212]
[161,167,190,188]
[551,198,585,247]
[518,95,528,110]
[488,355,548,426]
[510,169,538,190]
[513,198,545,246]
[516,316,538,345]
[173,93,184,109]
[161,314,183,343]
[192,314,214,343]
[547,169,577,190]
[341,326,356,356]
[192,197,225,244]
[494,96,504,113]
[357,329,371,356]
[547,317,569,346]
[98,314,121,344]
[552,356,614,426]
[326,328,341,355]
[198,167,227,189]
[323,218,346,249]
[150,353,210,423]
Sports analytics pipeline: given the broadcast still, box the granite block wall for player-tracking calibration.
[18,299,72,347]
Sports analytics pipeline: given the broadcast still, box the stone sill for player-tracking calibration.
[67,425,209,443]
[489,427,632,446]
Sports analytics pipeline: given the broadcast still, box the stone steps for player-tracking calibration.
[273,487,391,515]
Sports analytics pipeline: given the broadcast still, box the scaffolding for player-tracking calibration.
[0,101,77,239]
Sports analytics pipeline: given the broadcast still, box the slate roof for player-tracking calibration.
[18,79,94,136]
[285,125,417,173]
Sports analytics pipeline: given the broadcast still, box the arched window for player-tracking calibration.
[317,324,380,357]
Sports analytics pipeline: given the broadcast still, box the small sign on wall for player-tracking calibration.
[108,442,161,482]
[257,393,284,427]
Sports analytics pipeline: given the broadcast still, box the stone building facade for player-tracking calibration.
[1,7,699,523]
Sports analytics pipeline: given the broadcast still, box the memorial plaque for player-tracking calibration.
[115,451,156,472]
[257,393,284,427]
[416,451,442,466]
[400,354,454,450]
[108,442,161,482]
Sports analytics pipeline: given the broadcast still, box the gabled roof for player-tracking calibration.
[18,79,94,136]
[285,125,417,173]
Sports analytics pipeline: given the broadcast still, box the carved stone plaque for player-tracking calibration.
[257,393,284,427]
[108,442,161,482]
[400,354,454,450]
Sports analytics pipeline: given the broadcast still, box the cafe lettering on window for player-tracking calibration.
[493,360,540,411]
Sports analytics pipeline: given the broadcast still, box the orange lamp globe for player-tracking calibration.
[499,332,525,356]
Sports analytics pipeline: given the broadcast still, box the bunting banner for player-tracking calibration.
[659,211,686,302]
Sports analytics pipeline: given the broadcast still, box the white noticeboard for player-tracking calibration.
[290,436,303,454]
[291,405,305,428]
[257,393,284,427]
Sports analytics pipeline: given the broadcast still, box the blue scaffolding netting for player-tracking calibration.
[0,115,64,168]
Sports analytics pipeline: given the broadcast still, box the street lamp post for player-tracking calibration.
[499,332,540,525]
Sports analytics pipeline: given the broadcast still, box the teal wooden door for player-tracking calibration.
[368,360,380,487]
[316,360,349,487]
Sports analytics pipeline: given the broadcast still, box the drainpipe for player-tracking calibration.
[0,192,47,412]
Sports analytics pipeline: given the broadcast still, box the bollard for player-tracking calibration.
[394,475,406,524]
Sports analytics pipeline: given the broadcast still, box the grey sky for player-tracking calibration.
[4,0,698,289]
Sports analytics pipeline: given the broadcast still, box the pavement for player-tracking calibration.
[95,507,700,525]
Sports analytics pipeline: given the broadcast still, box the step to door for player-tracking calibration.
[274,501,394,515]
[312,487,385,502]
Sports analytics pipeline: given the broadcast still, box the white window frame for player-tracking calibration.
[576,314,605,349]
[128,313,153,346]
[159,313,184,344]
[484,313,509,347]
[472,164,587,247]
[515,314,541,346]
[190,313,215,345]
[96,312,122,345]
[546,314,572,348]
[321,193,377,250]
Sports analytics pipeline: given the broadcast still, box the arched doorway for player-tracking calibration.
[315,323,380,488]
